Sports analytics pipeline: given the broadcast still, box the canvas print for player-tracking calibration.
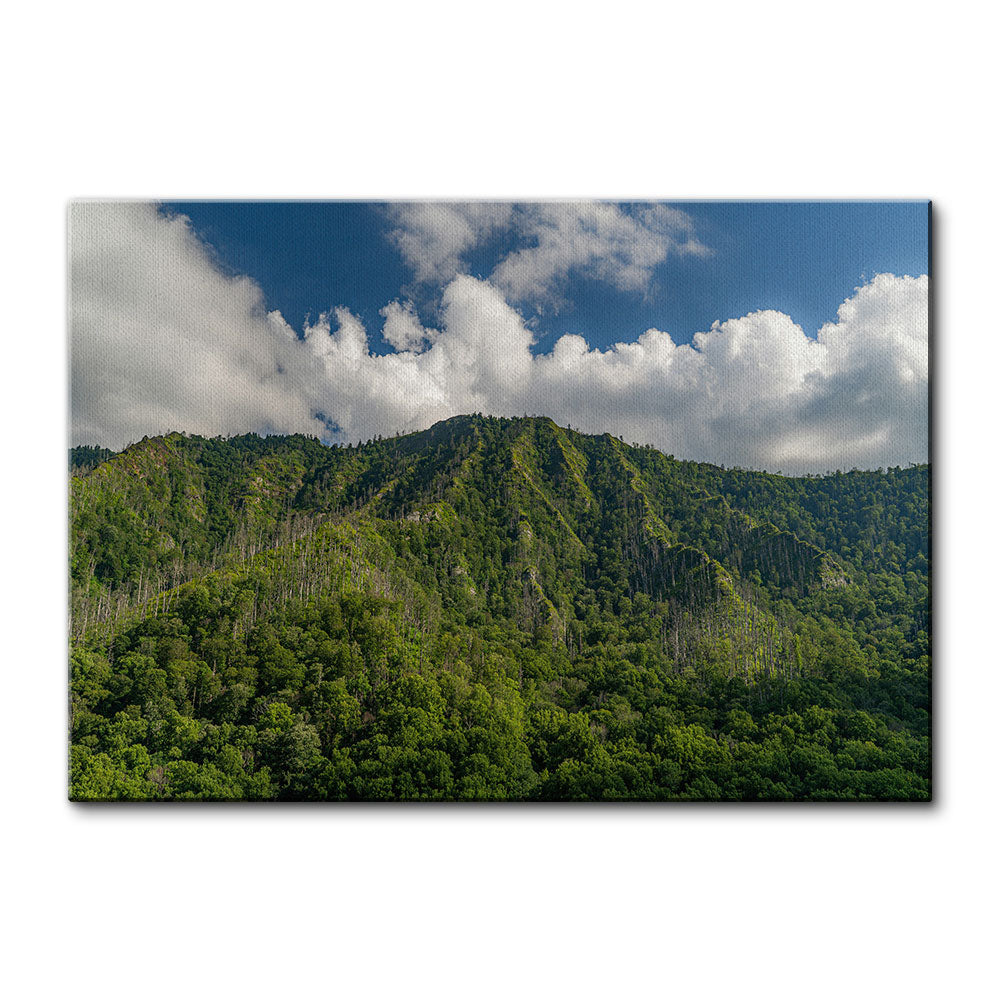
[69,201,930,801]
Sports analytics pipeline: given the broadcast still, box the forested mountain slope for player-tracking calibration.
[69,415,930,801]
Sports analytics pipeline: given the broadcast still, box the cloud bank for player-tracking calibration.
[71,203,927,474]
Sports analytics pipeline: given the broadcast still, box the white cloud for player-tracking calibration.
[529,272,928,472]
[492,202,709,306]
[71,203,927,474]
[380,300,436,352]
[70,202,326,447]
[385,202,514,287]
[386,201,709,309]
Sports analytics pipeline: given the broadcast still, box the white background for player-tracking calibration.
[2,2,996,997]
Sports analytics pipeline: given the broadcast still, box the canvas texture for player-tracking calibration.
[68,201,930,801]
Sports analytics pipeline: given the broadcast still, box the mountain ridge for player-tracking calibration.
[69,414,929,801]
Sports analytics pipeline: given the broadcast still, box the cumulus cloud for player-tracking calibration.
[70,202,327,448]
[380,300,436,352]
[529,273,928,473]
[386,201,709,309]
[71,203,927,474]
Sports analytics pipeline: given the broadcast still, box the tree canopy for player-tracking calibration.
[69,416,929,801]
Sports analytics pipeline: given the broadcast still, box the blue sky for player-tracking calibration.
[163,200,928,354]
[71,200,929,473]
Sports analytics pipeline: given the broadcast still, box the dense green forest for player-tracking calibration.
[69,415,930,801]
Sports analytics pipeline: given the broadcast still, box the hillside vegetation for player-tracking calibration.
[69,415,929,800]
